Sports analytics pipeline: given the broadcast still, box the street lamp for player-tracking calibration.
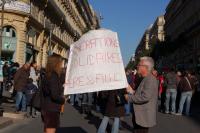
[0,0,17,59]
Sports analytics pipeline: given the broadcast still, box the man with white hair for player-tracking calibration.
[125,56,159,133]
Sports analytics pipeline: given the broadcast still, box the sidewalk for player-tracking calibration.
[0,97,25,130]
[0,117,13,129]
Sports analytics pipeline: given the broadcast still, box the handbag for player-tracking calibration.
[32,90,42,111]
[32,76,46,111]
[115,90,126,106]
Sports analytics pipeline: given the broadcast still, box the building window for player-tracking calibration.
[2,26,17,61]
[3,26,16,38]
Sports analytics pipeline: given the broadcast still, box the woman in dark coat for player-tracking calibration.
[41,55,65,133]
[97,89,126,133]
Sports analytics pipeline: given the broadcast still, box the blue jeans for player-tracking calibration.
[178,91,193,115]
[27,106,36,116]
[87,93,93,106]
[15,92,26,112]
[97,116,119,133]
[75,94,82,106]
[125,102,131,115]
[70,94,75,105]
[165,89,177,113]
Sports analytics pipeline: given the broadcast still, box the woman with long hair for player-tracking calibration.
[41,55,65,133]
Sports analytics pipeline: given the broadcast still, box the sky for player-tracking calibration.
[88,0,170,66]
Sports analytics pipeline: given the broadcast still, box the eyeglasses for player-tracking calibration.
[137,64,147,68]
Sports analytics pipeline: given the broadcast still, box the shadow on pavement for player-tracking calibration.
[56,127,87,133]
[84,114,102,129]
[121,120,134,132]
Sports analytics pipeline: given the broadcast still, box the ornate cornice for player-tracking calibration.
[61,0,85,32]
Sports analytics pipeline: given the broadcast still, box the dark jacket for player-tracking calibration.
[3,64,9,78]
[179,76,194,92]
[41,72,65,112]
[14,67,30,91]
[105,90,125,118]
[128,74,158,128]
[165,72,177,90]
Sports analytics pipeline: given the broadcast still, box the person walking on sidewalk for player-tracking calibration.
[125,57,158,133]
[14,63,30,113]
[97,89,126,133]
[25,78,38,118]
[30,61,39,87]
[165,68,178,114]
[2,62,9,89]
[176,71,195,116]
[41,55,65,133]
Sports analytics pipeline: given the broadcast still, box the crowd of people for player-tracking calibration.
[2,61,40,117]
[1,55,200,133]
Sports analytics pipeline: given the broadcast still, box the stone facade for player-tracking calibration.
[149,16,165,47]
[135,16,165,57]
[135,26,151,57]
[0,0,99,67]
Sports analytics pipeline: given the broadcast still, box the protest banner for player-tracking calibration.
[64,29,128,94]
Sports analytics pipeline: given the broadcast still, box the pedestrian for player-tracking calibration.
[152,69,158,77]
[10,62,20,98]
[80,92,94,116]
[125,57,158,133]
[3,62,10,90]
[25,78,38,118]
[164,68,178,114]
[125,69,134,115]
[96,91,107,114]
[14,63,30,113]
[190,71,199,107]
[41,55,65,133]
[158,72,165,113]
[30,61,38,87]
[70,94,76,106]
[176,71,195,116]
[3,62,9,81]
[97,89,126,133]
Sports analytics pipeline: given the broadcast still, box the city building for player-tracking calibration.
[135,16,165,58]
[149,15,165,47]
[0,0,100,67]
[135,25,152,57]
[164,0,200,71]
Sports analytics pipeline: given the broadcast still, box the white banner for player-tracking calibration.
[1,1,30,13]
[64,29,128,95]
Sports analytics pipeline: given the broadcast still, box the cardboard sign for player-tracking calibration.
[64,29,128,94]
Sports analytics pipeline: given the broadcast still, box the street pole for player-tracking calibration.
[0,0,5,60]
[0,0,5,105]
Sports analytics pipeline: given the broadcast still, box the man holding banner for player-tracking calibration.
[126,57,159,133]
[64,29,158,133]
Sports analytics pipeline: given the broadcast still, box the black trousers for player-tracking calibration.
[132,115,149,133]
[133,124,149,133]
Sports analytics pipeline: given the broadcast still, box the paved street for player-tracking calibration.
[0,103,199,133]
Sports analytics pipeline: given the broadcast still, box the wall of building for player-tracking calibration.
[164,0,200,70]
[0,0,99,67]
